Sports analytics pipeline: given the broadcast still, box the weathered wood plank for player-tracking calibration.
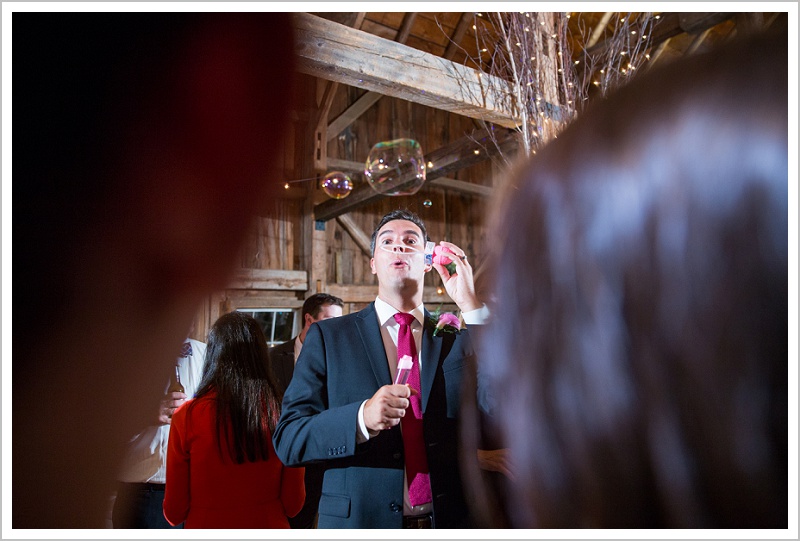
[220,290,305,311]
[327,284,454,304]
[443,12,473,60]
[431,176,492,197]
[336,213,373,257]
[327,91,383,141]
[293,12,519,129]
[228,269,307,290]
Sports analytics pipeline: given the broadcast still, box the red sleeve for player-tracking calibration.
[280,466,306,518]
[162,404,190,526]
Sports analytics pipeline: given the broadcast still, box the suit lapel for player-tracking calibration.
[356,303,393,387]
[421,311,441,413]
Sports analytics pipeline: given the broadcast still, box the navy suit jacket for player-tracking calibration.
[272,302,476,528]
[268,339,295,398]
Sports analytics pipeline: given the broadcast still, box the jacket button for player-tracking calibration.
[392,452,401,460]
[389,503,401,513]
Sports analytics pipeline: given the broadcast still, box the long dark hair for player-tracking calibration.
[191,311,282,464]
[465,26,788,528]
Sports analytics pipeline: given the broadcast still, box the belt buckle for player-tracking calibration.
[404,513,432,528]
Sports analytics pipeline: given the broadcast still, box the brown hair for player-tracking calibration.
[193,311,282,464]
[466,26,788,528]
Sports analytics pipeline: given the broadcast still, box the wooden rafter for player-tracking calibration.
[293,12,519,129]
[443,12,473,60]
[584,12,735,59]
[587,12,614,48]
[327,157,492,198]
[326,13,419,142]
[314,128,518,221]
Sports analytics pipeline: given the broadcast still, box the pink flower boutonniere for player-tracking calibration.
[431,311,462,337]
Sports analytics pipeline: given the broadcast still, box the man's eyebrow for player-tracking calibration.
[378,229,422,238]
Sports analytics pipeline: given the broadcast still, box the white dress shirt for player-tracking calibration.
[356,297,488,516]
[116,338,206,484]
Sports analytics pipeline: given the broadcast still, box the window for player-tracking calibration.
[237,308,298,348]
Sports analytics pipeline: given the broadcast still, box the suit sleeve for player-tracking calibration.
[162,405,190,526]
[272,323,363,466]
[279,465,306,518]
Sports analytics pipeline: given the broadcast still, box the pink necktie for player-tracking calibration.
[393,312,432,507]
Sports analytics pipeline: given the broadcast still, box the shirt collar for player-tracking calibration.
[374,296,425,327]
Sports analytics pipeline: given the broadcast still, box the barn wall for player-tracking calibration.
[193,71,500,339]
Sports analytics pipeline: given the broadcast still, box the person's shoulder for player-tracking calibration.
[317,306,370,329]
[269,339,294,355]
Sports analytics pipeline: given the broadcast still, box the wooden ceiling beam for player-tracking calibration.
[293,12,519,129]
[443,12,473,60]
[327,157,492,198]
[326,13,419,142]
[587,12,614,48]
[314,128,517,221]
[583,12,735,59]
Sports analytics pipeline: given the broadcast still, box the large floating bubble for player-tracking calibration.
[321,171,353,199]
[364,139,426,196]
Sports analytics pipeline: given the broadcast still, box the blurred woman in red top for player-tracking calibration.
[164,311,304,528]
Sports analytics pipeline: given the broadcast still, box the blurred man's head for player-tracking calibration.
[13,13,297,527]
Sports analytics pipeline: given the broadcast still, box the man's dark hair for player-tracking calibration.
[302,293,344,321]
[369,209,428,256]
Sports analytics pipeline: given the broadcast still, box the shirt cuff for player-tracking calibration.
[462,304,490,325]
[357,400,374,443]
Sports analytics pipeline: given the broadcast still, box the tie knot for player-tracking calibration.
[393,312,415,327]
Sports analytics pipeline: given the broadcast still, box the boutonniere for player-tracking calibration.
[430,309,463,337]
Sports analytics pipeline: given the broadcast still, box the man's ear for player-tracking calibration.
[370,257,377,275]
[304,313,315,329]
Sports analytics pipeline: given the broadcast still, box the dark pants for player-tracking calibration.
[112,482,183,529]
[289,464,324,529]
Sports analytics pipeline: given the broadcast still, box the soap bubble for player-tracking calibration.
[321,171,353,199]
[364,139,426,196]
